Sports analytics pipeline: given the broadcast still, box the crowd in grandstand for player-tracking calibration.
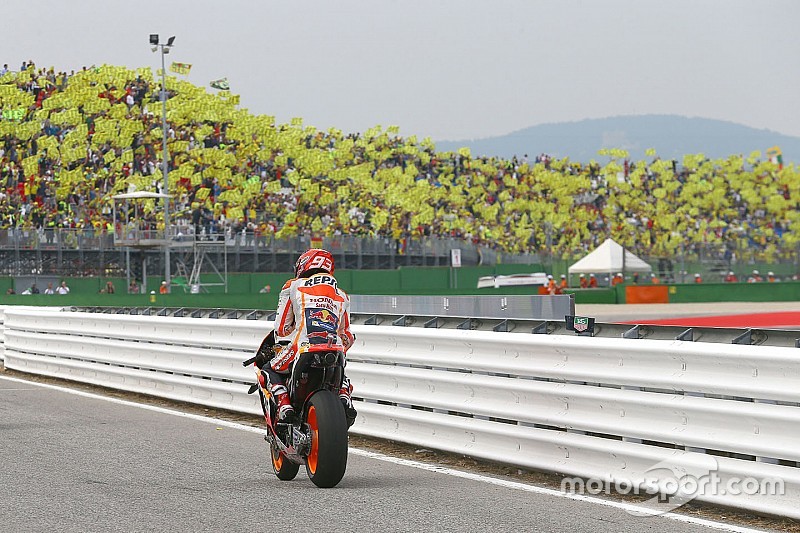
[0,61,796,264]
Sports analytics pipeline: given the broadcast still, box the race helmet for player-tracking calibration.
[295,248,334,278]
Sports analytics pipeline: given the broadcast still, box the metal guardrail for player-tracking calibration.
[3,306,800,518]
[62,305,800,347]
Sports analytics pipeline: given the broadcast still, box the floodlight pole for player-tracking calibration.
[161,47,170,292]
[152,35,173,292]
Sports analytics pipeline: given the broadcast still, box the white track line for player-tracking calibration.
[0,374,770,533]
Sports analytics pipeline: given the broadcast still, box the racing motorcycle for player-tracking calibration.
[243,331,349,488]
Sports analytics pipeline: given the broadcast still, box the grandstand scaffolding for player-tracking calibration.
[174,242,228,293]
[112,192,199,293]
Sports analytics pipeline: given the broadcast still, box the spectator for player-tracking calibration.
[30,283,40,294]
[103,281,115,294]
[129,279,140,294]
[56,280,70,294]
[6,288,15,294]
[650,273,660,284]
[192,203,203,239]
[589,274,598,288]
[724,271,738,283]
[159,280,168,294]
[694,273,703,283]
[43,282,55,294]
[579,273,588,288]
[259,284,272,294]
[747,270,763,283]
[545,275,557,295]
[767,272,777,283]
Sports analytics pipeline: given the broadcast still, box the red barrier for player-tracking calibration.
[625,285,669,304]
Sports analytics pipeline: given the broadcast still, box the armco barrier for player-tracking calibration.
[0,306,65,363]
[2,307,800,519]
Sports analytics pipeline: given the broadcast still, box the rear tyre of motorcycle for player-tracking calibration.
[271,445,300,481]
[305,390,348,488]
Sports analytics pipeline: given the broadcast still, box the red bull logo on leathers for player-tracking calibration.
[307,308,338,332]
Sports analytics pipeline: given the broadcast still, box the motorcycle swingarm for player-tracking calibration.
[266,425,311,465]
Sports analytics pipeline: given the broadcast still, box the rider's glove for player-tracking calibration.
[254,331,277,368]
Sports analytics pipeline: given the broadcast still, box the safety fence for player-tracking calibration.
[2,306,799,519]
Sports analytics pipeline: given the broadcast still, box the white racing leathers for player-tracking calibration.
[270,273,355,373]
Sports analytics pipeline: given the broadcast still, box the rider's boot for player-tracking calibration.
[339,378,357,427]
[270,383,295,422]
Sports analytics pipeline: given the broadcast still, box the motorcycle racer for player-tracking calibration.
[259,248,357,426]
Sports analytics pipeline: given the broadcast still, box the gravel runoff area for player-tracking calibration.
[575,301,800,323]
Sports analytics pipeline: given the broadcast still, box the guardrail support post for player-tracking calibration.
[732,329,753,345]
[622,325,641,339]
[531,321,549,334]
[493,319,511,332]
[392,315,410,327]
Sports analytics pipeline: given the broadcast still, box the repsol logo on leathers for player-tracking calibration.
[304,275,338,289]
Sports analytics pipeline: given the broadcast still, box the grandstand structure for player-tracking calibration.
[0,229,496,278]
[0,225,787,287]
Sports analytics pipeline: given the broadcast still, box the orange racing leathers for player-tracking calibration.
[268,272,356,418]
[270,272,355,373]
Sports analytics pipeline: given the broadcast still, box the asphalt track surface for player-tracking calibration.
[0,374,772,533]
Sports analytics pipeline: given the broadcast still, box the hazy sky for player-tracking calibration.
[3,0,798,141]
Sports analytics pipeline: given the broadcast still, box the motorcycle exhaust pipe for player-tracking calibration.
[314,352,338,366]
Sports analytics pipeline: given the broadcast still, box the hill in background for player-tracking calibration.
[434,115,800,163]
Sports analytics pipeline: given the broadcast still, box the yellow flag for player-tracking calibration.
[170,62,192,75]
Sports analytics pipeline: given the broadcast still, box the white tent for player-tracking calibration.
[568,238,652,276]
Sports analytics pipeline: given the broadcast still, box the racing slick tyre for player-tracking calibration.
[304,390,348,488]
